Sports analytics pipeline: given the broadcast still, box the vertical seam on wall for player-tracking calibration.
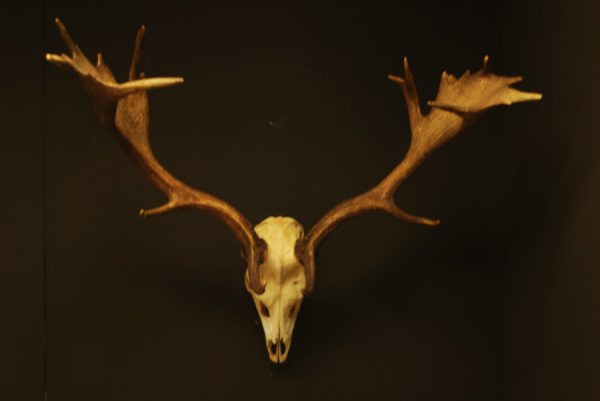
[40,0,48,400]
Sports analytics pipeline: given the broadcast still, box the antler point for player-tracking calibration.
[482,55,491,71]
[136,24,146,39]
[388,74,404,85]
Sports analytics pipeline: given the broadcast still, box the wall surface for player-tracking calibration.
[0,1,597,401]
[0,4,45,401]
[501,1,600,400]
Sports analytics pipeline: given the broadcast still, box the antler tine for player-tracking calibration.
[129,24,145,81]
[46,18,183,125]
[296,55,542,294]
[388,57,423,132]
[48,19,268,294]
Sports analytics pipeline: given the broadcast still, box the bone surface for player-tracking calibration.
[247,217,306,363]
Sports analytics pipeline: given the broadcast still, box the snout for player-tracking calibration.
[267,338,290,363]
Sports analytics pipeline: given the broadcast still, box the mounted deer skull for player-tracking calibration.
[248,217,306,362]
[47,19,541,363]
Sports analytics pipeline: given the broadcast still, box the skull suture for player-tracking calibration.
[246,217,306,363]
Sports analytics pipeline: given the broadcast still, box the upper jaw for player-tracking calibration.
[267,338,291,363]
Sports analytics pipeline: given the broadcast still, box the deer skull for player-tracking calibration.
[47,18,542,364]
[246,217,306,363]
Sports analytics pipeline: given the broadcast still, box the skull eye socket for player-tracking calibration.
[260,303,270,317]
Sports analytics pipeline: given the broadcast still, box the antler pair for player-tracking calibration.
[47,19,541,296]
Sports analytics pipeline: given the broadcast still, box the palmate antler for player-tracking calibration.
[296,56,542,293]
[46,18,268,293]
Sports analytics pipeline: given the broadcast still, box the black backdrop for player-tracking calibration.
[1,1,598,401]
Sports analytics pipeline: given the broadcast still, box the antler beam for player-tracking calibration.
[296,56,542,293]
[47,19,268,293]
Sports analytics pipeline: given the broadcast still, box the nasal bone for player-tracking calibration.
[267,339,287,362]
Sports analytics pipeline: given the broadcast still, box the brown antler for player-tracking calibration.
[296,56,542,293]
[47,19,267,293]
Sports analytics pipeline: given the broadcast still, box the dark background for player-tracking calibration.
[1,1,598,400]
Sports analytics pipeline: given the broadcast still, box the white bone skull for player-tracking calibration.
[245,217,306,363]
